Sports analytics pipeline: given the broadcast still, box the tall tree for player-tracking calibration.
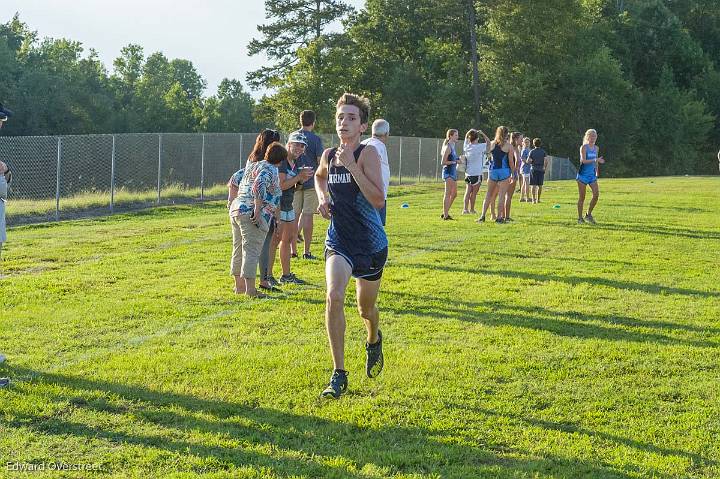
[203,79,258,132]
[247,0,354,89]
[468,0,481,126]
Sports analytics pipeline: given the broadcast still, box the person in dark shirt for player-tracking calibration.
[293,110,324,260]
[528,138,548,203]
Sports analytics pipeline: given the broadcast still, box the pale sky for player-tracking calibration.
[2,0,366,99]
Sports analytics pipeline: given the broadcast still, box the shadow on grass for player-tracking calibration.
[532,219,720,241]
[380,290,718,349]
[1,367,649,478]
[600,201,708,214]
[400,262,719,299]
[444,403,717,472]
[592,222,720,241]
[490,251,637,267]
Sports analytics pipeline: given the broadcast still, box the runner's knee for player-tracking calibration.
[327,288,345,306]
[357,302,377,320]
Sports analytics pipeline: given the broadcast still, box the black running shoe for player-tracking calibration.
[0,378,9,388]
[320,369,348,399]
[496,217,505,224]
[280,273,305,284]
[259,283,281,292]
[476,216,485,223]
[302,253,317,260]
[365,330,384,378]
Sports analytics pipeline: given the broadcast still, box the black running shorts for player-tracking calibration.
[465,175,482,186]
[325,246,388,281]
[530,170,545,186]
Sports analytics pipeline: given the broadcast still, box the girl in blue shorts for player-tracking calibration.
[502,131,523,221]
[441,129,460,220]
[478,126,516,223]
[577,129,605,224]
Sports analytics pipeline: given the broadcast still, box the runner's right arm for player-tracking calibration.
[580,145,593,164]
[441,145,452,165]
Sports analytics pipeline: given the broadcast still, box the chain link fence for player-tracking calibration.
[0,132,577,224]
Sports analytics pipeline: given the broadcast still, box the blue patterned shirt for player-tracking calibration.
[230,161,281,226]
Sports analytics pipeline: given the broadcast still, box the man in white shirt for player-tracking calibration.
[361,119,390,225]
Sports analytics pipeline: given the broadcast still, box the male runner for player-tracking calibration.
[315,93,387,399]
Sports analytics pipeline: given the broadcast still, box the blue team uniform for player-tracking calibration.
[577,145,598,185]
[325,145,388,280]
[489,143,511,182]
[442,144,459,181]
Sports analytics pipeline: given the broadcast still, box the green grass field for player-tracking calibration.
[1,176,719,478]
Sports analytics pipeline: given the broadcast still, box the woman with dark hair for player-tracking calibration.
[228,129,280,294]
[230,142,284,297]
[440,129,460,220]
[461,128,490,214]
[477,126,515,223]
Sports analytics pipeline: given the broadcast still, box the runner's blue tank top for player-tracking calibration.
[579,145,597,176]
[325,145,388,256]
[490,143,509,170]
[442,144,459,175]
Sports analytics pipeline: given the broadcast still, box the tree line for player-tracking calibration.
[3,1,720,177]
[253,0,720,176]
[0,15,259,137]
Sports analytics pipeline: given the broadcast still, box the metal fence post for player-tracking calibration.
[417,138,422,184]
[110,135,116,213]
[398,137,403,185]
[435,139,440,182]
[200,133,206,201]
[55,137,62,221]
[239,134,244,169]
[157,134,162,204]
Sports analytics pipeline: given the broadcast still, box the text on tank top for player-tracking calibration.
[326,145,387,256]
[580,145,597,175]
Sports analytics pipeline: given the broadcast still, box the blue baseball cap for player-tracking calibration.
[0,104,13,121]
